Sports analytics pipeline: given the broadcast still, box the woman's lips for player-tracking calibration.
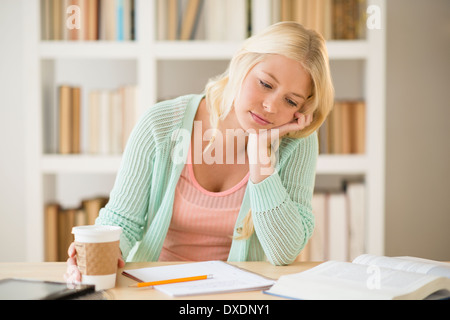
[250,112,272,126]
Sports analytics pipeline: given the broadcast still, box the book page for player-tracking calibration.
[353,254,450,278]
[123,261,275,297]
[301,261,437,289]
[266,261,447,300]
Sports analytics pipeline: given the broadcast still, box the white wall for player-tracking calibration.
[0,0,26,261]
[385,0,450,260]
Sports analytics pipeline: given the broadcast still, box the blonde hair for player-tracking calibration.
[204,22,335,239]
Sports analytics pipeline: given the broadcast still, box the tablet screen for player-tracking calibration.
[0,278,95,300]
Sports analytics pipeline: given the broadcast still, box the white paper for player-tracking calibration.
[123,261,275,297]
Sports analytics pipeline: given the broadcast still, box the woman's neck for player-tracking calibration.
[196,99,248,164]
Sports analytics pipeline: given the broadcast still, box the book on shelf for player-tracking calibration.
[58,85,81,154]
[157,0,250,41]
[274,0,367,40]
[296,182,366,262]
[318,100,365,155]
[41,0,135,41]
[179,0,204,41]
[45,197,109,262]
[327,192,348,261]
[265,254,450,300]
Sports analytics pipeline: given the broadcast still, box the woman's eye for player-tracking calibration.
[286,98,298,107]
[259,80,272,89]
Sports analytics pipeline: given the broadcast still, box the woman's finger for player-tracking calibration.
[67,242,76,258]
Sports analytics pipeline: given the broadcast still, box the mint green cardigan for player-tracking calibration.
[97,95,318,266]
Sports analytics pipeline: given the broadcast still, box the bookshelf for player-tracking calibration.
[24,0,386,262]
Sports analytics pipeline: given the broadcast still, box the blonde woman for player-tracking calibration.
[65,22,334,283]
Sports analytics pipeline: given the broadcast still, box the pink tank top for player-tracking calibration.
[159,145,249,261]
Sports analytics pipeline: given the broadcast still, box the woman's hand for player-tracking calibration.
[63,242,125,284]
[276,112,313,138]
[247,112,313,183]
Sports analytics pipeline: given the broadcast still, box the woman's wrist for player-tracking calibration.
[247,132,276,183]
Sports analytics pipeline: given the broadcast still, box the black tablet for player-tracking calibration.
[0,278,95,300]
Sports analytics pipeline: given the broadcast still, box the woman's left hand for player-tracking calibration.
[247,112,313,183]
[276,112,313,138]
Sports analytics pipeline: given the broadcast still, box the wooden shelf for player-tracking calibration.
[316,155,368,175]
[41,154,368,175]
[39,41,140,59]
[38,40,371,61]
[41,155,122,174]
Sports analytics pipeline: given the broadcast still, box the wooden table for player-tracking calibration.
[0,261,322,300]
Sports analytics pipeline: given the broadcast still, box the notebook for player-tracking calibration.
[122,261,275,297]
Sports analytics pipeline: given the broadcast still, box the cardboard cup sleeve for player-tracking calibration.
[75,241,120,276]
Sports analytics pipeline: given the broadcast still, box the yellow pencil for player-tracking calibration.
[129,274,213,288]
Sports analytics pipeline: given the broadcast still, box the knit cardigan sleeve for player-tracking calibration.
[95,107,158,258]
[247,132,318,266]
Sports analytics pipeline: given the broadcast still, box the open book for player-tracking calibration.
[123,261,275,297]
[264,254,450,300]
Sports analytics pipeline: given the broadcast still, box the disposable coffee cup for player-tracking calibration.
[72,225,122,291]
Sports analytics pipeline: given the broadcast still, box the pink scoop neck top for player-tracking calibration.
[159,145,249,261]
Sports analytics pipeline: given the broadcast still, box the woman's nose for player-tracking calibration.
[263,96,278,113]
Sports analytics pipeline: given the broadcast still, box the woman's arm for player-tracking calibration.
[248,133,318,266]
[95,109,157,260]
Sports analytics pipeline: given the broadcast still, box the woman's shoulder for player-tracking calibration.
[280,131,318,150]
[126,95,199,151]
[278,131,318,162]
[136,94,199,133]
[143,94,198,122]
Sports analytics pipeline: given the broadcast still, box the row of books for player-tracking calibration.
[159,0,367,41]
[157,0,250,41]
[318,100,366,155]
[58,85,138,155]
[276,0,367,40]
[45,196,109,262]
[41,0,136,41]
[297,182,366,262]
[41,0,367,42]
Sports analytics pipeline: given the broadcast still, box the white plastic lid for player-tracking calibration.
[72,225,122,243]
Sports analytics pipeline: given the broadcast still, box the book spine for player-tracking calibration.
[116,0,124,41]
[45,203,60,262]
[318,100,366,155]
[180,0,201,40]
[59,85,72,154]
[167,0,178,40]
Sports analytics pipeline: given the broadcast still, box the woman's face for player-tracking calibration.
[233,54,312,132]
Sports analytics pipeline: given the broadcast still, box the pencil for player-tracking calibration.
[129,274,213,288]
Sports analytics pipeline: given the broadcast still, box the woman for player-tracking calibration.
[65,21,334,283]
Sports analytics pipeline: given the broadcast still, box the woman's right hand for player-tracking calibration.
[64,242,82,284]
[64,242,126,284]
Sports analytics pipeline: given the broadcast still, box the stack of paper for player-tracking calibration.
[123,261,275,297]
